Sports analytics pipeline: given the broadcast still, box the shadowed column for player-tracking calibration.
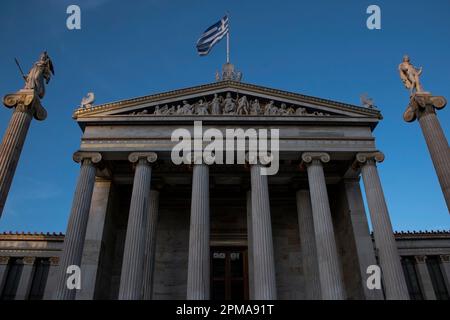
[187,163,210,300]
[142,189,160,300]
[301,152,345,300]
[296,189,321,300]
[355,152,409,300]
[55,152,102,300]
[250,161,277,300]
[414,256,436,300]
[119,152,157,300]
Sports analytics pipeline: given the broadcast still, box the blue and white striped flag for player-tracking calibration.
[196,16,229,56]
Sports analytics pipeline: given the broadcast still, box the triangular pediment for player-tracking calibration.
[73,81,382,119]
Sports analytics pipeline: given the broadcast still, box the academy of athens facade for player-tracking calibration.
[1,74,450,300]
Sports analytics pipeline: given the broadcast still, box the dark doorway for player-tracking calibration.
[211,247,248,300]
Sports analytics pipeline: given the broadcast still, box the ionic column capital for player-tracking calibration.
[414,255,428,264]
[73,152,102,165]
[301,152,330,167]
[0,256,10,265]
[439,255,450,263]
[128,152,158,164]
[23,256,36,265]
[3,90,47,121]
[245,152,273,166]
[404,93,447,123]
[353,152,385,168]
[49,256,60,266]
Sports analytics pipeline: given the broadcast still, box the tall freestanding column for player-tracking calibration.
[403,92,449,210]
[296,190,321,300]
[250,161,277,300]
[0,91,47,218]
[55,152,102,300]
[142,189,160,300]
[301,152,345,300]
[119,152,157,300]
[187,163,210,300]
[355,152,409,300]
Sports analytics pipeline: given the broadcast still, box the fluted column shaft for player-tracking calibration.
[414,256,436,300]
[0,108,33,217]
[246,191,254,300]
[302,153,345,300]
[55,152,101,300]
[250,164,277,300]
[296,190,321,300]
[142,189,160,300]
[417,108,450,210]
[438,255,450,294]
[356,152,409,300]
[187,164,210,300]
[119,152,157,300]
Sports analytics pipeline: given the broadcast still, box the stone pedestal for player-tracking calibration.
[55,152,102,300]
[404,94,449,210]
[187,163,210,300]
[0,90,47,218]
[119,152,157,300]
[296,190,321,300]
[250,163,277,300]
[142,189,160,300]
[301,152,345,300]
[355,152,409,300]
[414,256,436,300]
[15,256,36,300]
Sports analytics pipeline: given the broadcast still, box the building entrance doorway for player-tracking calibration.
[211,247,249,300]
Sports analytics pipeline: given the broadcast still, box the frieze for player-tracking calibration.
[128,93,331,117]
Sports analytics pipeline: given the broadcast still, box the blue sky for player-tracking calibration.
[0,0,449,232]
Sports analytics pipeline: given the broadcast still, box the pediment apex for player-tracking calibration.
[73,81,382,119]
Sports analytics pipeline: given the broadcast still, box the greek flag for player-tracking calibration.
[196,16,229,56]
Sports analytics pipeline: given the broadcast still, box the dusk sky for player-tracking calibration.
[0,0,449,233]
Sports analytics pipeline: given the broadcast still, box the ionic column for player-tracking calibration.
[250,160,277,300]
[301,152,345,300]
[438,255,450,294]
[403,94,449,211]
[355,152,409,300]
[0,256,10,294]
[43,257,59,300]
[414,256,436,300]
[119,152,157,300]
[296,190,321,300]
[142,189,160,300]
[55,152,102,300]
[15,256,36,300]
[0,91,46,218]
[76,178,112,300]
[187,163,210,300]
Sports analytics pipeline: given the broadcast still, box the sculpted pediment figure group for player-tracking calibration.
[130,92,331,117]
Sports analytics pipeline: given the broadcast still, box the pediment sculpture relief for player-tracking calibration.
[129,93,330,117]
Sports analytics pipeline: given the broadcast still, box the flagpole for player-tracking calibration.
[226,13,230,63]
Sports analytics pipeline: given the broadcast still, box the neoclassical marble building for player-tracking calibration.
[1,67,449,300]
